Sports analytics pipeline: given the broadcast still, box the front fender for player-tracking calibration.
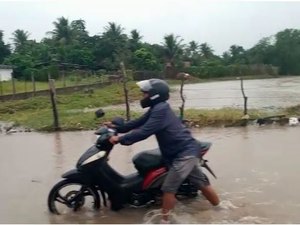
[61,169,109,208]
[62,169,92,184]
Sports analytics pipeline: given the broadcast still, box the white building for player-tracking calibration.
[0,65,13,81]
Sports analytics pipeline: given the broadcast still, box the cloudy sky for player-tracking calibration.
[1,0,300,55]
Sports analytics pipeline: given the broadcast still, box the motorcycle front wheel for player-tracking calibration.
[47,179,100,215]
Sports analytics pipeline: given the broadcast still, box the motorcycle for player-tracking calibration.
[47,112,217,215]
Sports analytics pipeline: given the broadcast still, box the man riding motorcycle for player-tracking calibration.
[106,79,220,223]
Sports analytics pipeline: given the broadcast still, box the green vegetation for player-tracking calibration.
[1,19,300,84]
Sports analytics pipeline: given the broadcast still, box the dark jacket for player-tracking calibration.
[118,102,199,163]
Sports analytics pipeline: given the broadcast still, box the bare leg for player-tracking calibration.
[161,192,177,222]
[199,185,220,206]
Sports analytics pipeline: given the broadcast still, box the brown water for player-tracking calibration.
[101,76,300,113]
[1,125,300,223]
[171,76,300,110]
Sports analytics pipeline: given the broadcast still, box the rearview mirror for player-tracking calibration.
[111,117,125,126]
[95,109,105,118]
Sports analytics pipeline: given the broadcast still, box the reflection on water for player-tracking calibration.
[0,125,300,223]
[53,132,63,172]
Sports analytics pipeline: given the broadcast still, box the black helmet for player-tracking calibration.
[136,79,170,108]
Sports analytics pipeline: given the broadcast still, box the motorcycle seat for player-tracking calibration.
[132,148,164,176]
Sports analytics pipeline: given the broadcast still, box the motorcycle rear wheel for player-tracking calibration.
[48,179,100,215]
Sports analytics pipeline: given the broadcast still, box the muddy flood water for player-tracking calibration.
[1,125,300,224]
[102,76,300,113]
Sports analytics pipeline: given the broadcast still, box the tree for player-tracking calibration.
[0,30,11,63]
[11,29,30,52]
[48,17,73,45]
[143,43,165,63]
[70,19,89,45]
[274,29,300,74]
[188,41,199,57]
[162,34,184,66]
[222,51,231,65]
[199,42,214,59]
[247,37,275,64]
[129,29,143,52]
[229,45,247,64]
[4,53,34,79]
[65,46,94,67]
[95,22,129,70]
[183,41,199,61]
[162,34,184,77]
[132,48,160,70]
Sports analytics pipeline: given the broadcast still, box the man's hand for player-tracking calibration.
[109,135,119,145]
[103,121,116,128]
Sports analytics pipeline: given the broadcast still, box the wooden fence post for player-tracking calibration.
[31,72,36,96]
[12,78,16,96]
[24,77,27,97]
[62,69,66,87]
[179,79,185,120]
[0,80,2,96]
[240,77,248,116]
[120,61,131,121]
[177,72,190,121]
[49,79,60,131]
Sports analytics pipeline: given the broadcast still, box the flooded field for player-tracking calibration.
[171,76,300,110]
[102,76,300,112]
[1,125,300,223]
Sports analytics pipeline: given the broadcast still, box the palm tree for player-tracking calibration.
[199,42,214,59]
[229,45,245,63]
[0,30,11,63]
[103,22,126,39]
[189,41,199,54]
[100,22,128,69]
[163,34,184,66]
[11,29,30,51]
[71,19,89,45]
[71,19,86,33]
[184,40,199,59]
[162,34,184,78]
[222,51,231,65]
[129,29,143,52]
[130,29,143,42]
[48,17,73,44]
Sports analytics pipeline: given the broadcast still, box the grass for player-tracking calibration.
[182,108,263,126]
[0,81,143,131]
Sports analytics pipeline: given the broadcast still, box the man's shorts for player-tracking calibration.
[161,156,210,193]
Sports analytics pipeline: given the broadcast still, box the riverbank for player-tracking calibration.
[1,105,299,133]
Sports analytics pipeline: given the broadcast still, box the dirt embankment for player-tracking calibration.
[0,121,32,134]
